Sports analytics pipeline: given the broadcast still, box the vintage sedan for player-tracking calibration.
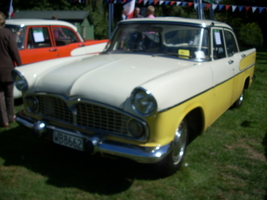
[5,19,108,65]
[12,17,256,176]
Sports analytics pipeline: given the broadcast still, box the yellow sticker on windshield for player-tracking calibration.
[178,49,190,59]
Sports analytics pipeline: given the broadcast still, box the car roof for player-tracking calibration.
[6,19,78,31]
[120,17,232,29]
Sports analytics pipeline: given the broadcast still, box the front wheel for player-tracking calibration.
[232,90,244,108]
[155,118,188,176]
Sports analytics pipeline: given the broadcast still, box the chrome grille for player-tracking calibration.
[76,103,130,134]
[34,95,130,135]
[36,95,73,123]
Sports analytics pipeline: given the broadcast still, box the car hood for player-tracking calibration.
[33,54,195,109]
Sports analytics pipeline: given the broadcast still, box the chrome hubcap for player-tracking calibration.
[172,120,188,165]
[237,92,244,105]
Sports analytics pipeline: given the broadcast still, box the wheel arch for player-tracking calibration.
[244,76,251,90]
[184,106,205,143]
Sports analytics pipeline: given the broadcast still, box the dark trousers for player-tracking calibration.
[0,82,14,125]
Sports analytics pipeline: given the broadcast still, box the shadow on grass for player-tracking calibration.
[0,126,162,195]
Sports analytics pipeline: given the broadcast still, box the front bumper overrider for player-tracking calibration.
[15,110,172,164]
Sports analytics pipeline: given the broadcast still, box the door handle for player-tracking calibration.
[241,54,246,58]
[49,48,57,52]
[228,60,234,64]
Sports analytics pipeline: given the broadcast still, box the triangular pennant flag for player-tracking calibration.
[159,0,164,5]
[188,2,193,7]
[143,0,148,5]
[165,1,170,5]
[212,4,218,10]
[206,4,211,10]
[170,1,175,5]
[201,3,205,8]
[176,1,181,6]
[182,2,187,7]
[252,7,257,13]
[259,7,264,13]
[149,0,153,4]
[225,5,230,11]
[232,5,237,12]
[154,0,158,5]
[219,5,224,10]
[239,6,244,12]
[245,7,250,13]
[194,3,198,9]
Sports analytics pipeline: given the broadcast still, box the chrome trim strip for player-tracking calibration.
[98,141,171,163]
[120,21,211,28]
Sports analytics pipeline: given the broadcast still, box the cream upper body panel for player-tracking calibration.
[16,53,214,112]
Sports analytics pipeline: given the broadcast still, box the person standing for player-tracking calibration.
[133,7,143,18]
[146,6,155,18]
[0,12,22,128]
[121,10,128,21]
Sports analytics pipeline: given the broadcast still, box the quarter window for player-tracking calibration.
[224,30,238,57]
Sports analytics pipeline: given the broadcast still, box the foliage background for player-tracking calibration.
[0,0,266,45]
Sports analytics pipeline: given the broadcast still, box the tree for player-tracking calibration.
[219,0,267,46]
[238,22,263,47]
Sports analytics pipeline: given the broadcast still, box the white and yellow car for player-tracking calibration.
[12,17,256,176]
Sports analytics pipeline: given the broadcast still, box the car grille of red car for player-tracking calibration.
[35,95,129,135]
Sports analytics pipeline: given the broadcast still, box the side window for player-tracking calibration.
[224,30,238,57]
[27,27,52,49]
[213,29,226,60]
[52,26,80,46]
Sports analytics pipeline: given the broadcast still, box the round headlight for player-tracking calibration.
[131,87,157,117]
[25,96,39,112]
[128,119,144,138]
[11,70,28,91]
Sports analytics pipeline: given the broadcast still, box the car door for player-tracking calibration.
[19,26,58,64]
[210,28,235,119]
[51,25,86,57]
[223,29,246,105]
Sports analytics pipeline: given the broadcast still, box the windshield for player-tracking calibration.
[105,23,210,61]
[5,25,26,50]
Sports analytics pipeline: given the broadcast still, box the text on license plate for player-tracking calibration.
[53,131,84,151]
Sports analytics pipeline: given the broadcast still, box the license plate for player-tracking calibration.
[53,131,84,151]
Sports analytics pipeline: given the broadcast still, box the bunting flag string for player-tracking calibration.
[69,0,267,14]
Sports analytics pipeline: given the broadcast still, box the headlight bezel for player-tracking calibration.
[24,96,39,113]
[128,119,145,138]
[131,87,157,117]
[11,69,28,91]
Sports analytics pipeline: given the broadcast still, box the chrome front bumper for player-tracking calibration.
[16,111,172,164]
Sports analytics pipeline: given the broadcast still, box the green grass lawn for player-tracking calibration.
[0,50,266,200]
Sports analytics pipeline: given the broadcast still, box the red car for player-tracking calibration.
[5,19,108,65]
